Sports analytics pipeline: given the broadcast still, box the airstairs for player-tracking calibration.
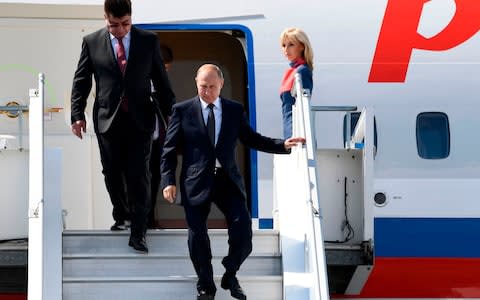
[62,230,282,299]
[27,73,373,299]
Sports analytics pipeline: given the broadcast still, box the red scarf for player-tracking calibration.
[279,58,306,94]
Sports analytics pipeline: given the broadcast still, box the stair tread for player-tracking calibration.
[62,230,280,257]
[62,229,282,298]
[63,229,278,236]
[63,274,282,282]
[63,277,283,300]
[63,253,280,258]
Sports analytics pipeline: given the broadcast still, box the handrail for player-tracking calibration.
[350,107,375,243]
[28,73,62,300]
[311,105,357,112]
[291,74,330,300]
[310,106,358,149]
[351,109,366,145]
[275,79,375,298]
[28,74,45,300]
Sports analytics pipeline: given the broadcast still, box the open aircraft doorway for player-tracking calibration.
[140,25,255,229]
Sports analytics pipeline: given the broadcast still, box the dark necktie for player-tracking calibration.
[207,103,215,146]
[115,38,128,111]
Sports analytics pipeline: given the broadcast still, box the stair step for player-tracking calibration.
[62,229,282,299]
[63,229,280,256]
[63,255,281,277]
[63,275,282,300]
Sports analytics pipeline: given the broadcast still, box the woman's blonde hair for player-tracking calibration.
[280,28,314,70]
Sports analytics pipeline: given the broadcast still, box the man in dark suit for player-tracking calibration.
[148,44,173,229]
[161,64,304,300]
[70,0,175,253]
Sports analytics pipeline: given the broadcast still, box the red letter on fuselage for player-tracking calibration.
[369,0,480,83]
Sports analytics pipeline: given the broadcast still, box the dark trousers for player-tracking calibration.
[148,133,165,228]
[96,111,152,238]
[183,169,253,294]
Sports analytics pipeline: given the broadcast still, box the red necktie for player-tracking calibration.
[116,38,128,111]
[116,38,127,74]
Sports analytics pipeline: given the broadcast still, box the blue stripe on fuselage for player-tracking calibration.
[375,217,480,258]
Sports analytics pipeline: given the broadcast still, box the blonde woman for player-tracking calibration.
[279,28,314,138]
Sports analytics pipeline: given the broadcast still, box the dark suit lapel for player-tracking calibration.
[102,29,121,75]
[193,97,207,133]
[125,27,137,76]
[216,98,228,147]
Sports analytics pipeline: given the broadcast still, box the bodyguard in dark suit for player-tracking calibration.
[161,64,304,299]
[70,0,175,253]
[148,44,174,229]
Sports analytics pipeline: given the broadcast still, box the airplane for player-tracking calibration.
[0,0,479,299]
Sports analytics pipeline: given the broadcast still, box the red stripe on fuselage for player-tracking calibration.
[334,257,480,298]
[0,294,26,300]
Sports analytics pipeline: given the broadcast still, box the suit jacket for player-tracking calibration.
[161,96,289,206]
[71,26,175,134]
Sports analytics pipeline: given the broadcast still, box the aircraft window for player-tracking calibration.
[416,112,450,159]
[343,112,377,149]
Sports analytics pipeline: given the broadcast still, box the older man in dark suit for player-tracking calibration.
[161,64,304,300]
[70,0,175,253]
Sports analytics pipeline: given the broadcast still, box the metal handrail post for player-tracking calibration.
[27,73,63,300]
[28,74,45,300]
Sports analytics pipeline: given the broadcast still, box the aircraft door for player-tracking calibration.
[147,27,250,229]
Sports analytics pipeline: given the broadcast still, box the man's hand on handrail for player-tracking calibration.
[284,137,306,149]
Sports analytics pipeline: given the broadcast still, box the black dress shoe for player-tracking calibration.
[197,290,215,300]
[110,221,126,231]
[128,236,148,253]
[110,220,131,231]
[221,274,246,300]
